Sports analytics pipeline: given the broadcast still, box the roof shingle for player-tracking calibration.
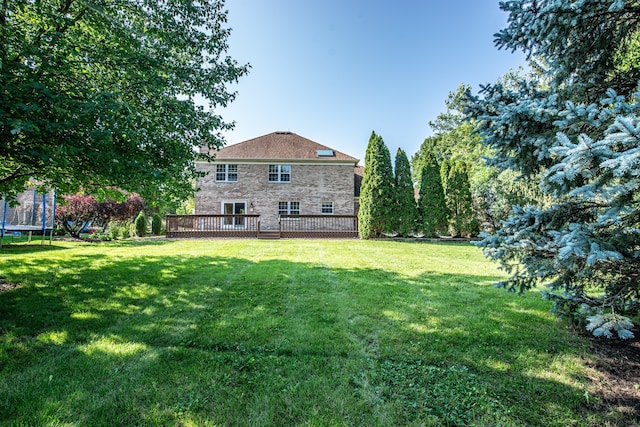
[207,132,359,163]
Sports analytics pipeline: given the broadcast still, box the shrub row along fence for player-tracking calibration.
[165,214,358,238]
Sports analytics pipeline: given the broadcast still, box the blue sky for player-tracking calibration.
[219,0,527,163]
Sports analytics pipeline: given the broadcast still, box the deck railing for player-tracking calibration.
[279,215,358,238]
[165,214,359,238]
[165,214,260,238]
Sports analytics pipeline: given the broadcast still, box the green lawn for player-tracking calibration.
[0,238,617,426]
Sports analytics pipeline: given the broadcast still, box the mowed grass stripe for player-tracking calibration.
[318,240,591,425]
[1,240,285,425]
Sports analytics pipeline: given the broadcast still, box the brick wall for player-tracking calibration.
[195,162,355,230]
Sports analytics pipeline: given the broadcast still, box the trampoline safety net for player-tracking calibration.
[1,188,56,235]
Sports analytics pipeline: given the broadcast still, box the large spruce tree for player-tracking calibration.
[417,154,448,237]
[467,0,640,338]
[358,132,394,239]
[391,148,419,236]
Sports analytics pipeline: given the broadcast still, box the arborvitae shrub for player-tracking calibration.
[151,214,162,235]
[418,154,448,237]
[442,159,478,237]
[392,148,419,237]
[358,131,395,238]
[135,212,147,237]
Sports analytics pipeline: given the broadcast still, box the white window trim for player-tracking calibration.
[216,164,238,182]
[321,201,334,215]
[279,201,300,218]
[221,201,246,229]
[268,164,291,183]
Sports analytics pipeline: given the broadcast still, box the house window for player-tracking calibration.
[216,164,238,182]
[268,164,291,182]
[321,202,334,214]
[278,201,300,215]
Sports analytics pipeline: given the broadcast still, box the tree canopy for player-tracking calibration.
[1,0,248,206]
[467,0,640,339]
[411,84,486,185]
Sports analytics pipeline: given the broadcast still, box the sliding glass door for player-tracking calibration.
[222,202,246,228]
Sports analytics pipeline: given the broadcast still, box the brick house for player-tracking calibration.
[195,132,361,230]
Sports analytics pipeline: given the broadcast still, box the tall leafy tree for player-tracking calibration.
[441,159,479,237]
[467,0,640,338]
[412,75,546,232]
[411,85,486,185]
[0,0,248,206]
[391,148,418,236]
[473,168,552,233]
[417,154,448,237]
[358,131,394,239]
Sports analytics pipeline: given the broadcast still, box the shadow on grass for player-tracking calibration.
[0,243,68,254]
[0,237,180,254]
[0,250,604,426]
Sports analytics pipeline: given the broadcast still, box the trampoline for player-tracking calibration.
[1,188,56,248]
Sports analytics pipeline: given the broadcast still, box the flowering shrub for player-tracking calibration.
[56,193,144,238]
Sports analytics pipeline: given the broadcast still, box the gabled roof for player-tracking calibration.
[209,132,359,163]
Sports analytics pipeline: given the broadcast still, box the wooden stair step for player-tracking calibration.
[257,231,281,239]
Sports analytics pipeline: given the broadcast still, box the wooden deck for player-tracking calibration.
[166,214,358,239]
[279,215,358,238]
[165,214,260,238]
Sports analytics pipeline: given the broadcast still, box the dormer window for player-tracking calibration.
[317,149,335,157]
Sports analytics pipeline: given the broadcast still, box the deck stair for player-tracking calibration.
[257,230,281,240]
